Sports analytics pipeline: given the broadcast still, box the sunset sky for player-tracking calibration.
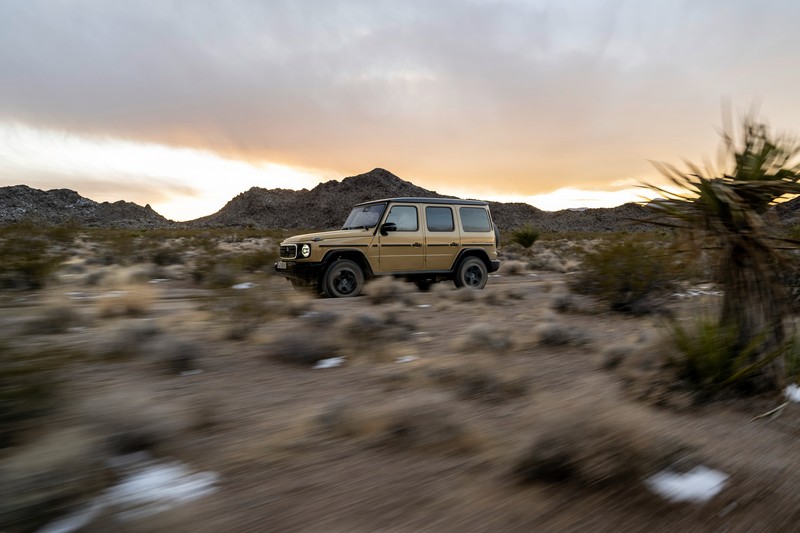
[2,0,800,221]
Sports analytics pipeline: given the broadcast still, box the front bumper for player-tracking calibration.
[489,260,501,273]
[274,260,326,282]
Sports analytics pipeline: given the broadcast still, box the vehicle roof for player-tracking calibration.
[355,197,489,207]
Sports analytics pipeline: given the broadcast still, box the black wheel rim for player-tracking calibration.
[333,269,357,295]
[464,265,483,287]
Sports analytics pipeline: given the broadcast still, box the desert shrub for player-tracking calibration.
[148,338,199,374]
[0,428,107,532]
[426,362,527,403]
[81,389,202,454]
[535,321,589,346]
[459,324,513,352]
[227,249,278,273]
[365,276,412,305]
[97,287,154,318]
[22,305,83,335]
[0,232,63,290]
[267,330,340,366]
[570,238,673,314]
[0,348,63,447]
[498,260,528,276]
[95,320,162,360]
[316,394,483,453]
[513,400,680,486]
[666,317,797,393]
[511,225,540,248]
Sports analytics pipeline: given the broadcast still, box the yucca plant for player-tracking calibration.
[511,225,540,248]
[646,111,800,391]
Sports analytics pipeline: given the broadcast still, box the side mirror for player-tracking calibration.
[380,222,397,236]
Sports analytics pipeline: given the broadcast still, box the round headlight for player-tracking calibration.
[300,244,311,258]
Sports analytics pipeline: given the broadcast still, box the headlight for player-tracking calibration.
[300,244,311,258]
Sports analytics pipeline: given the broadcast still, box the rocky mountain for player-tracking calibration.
[188,168,652,232]
[0,185,174,228]
[0,169,657,232]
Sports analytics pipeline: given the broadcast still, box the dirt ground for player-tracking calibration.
[3,254,800,532]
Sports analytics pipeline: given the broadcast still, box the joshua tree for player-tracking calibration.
[647,112,800,391]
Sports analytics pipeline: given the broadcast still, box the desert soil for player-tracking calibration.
[3,266,800,532]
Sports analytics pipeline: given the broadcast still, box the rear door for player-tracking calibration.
[378,204,424,272]
[423,205,460,270]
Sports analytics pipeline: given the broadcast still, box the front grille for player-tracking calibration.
[280,244,297,259]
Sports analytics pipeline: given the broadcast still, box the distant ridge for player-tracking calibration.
[0,185,173,228]
[0,168,725,232]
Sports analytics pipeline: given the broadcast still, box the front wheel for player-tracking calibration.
[454,257,488,289]
[322,259,364,297]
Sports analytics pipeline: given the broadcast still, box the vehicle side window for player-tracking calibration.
[459,207,491,232]
[426,206,454,232]
[385,205,418,231]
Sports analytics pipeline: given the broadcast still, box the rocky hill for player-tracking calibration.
[0,185,174,228]
[188,168,651,232]
[0,169,665,232]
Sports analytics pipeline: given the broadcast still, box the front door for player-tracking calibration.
[378,204,424,272]
[423,205,460,270]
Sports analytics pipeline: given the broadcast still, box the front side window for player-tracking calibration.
[460,207,491,232]
[342,203,386,229]
[426,206,454,232]
[385,205,418,231]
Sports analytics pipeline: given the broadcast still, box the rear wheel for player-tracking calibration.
[454,257,488,289]
[322,259,364,297]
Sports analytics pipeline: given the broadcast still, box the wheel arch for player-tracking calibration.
[321,249,374,277]
[453,248,492,271]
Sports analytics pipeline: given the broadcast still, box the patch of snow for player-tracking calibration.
[232,282,255,289]
[395,355,418,364]
[180,369,204,377]
[527,273,539,277]
[784,383,800,402]
[313,357,345,369]
[148,278,170,284]
[489,274,501,278]
[416,304,431,308]
[646,465,728,503]
[37,453,219,533]
[672,289,723,299]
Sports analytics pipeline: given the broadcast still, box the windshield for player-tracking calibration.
[341,203,387,230]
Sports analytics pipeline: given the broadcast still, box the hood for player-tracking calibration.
[283,228,373,243]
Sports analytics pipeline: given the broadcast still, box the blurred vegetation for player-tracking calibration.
[0,223,75,290]
[646,110,800,392]
[569,237,675,314]
[510,225,540,248]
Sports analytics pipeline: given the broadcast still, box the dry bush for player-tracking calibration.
[97,286,155,318]
[528,249,570,273]
[0,348,64,447]
[147,338,200,374]
[22,304,84,335]
[456,324,513,353]
[535,321,590,346]
[512,399,682,487]
[549,291,599,314]
[425,361,528,403]
[94,320,162,360]
[498,260,529,276]
[365,276,414,305]
[0,428,107,532]
[266,329,341,366]
[315,394,484,453]
[80,389,205,454]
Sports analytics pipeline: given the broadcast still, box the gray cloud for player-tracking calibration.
[1,0,799,194]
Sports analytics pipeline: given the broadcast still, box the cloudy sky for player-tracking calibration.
[1,0,799,220]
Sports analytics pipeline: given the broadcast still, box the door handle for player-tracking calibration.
[412,242,422,247]
[450,242,459,247]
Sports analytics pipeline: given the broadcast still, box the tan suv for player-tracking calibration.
[275,197,501,297]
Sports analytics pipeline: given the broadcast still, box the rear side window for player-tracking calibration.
[385,205,418,231]
[459,207,491,232]
[425,206,454,232]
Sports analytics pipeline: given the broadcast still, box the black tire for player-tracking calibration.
[322,259,364,297]
[454,257,488,289]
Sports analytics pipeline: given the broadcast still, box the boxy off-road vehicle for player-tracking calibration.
[274,197,500,297]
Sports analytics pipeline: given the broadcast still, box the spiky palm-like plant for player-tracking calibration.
[647,113,800,391]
